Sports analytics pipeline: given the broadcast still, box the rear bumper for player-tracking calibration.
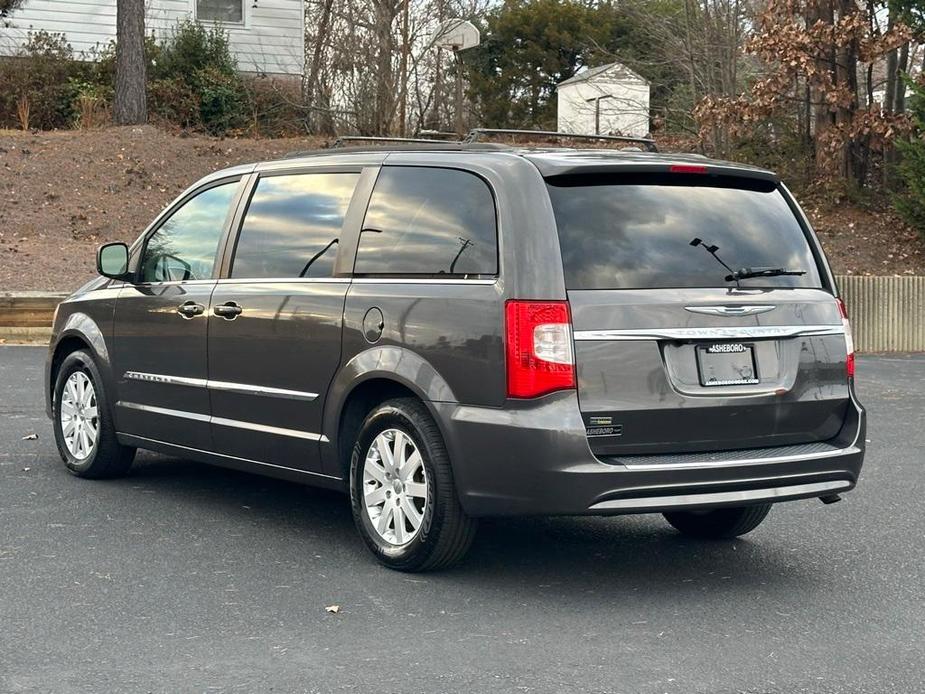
[432,390,865,517]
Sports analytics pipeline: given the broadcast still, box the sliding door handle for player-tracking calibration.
[214,302,243,319]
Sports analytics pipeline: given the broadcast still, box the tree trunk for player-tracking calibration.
[895,42,910,114]
[113,0,147,125]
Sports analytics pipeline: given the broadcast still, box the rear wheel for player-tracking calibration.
[53,350,135,479]
[663,504,772,539]
[349,398,477,571]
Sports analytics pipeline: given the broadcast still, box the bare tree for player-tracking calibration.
[113,0,147,125]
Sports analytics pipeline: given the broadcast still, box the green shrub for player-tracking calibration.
[152,20,237,80]
[195,65,247,134]
[153,20,246,134]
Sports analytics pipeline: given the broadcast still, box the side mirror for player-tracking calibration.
[97,242,130,281]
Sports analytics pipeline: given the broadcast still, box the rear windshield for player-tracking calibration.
[546,174,823,290]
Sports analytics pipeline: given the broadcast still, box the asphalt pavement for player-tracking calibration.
[1,346,923,694]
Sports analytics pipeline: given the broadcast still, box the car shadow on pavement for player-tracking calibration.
[122,452,820,596]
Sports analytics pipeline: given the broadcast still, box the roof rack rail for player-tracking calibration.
[332,135,463,148]
[464,128,658,152]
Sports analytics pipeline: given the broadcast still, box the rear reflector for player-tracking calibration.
[837,298,855,378]
[669,164,708,174]
[505,301,575,398]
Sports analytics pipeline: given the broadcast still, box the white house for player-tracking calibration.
[556,61,650,138]
[0,0,304,76]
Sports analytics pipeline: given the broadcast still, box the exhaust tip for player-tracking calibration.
[819,494,842,505]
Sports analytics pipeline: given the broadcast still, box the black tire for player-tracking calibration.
[349,397,477,572]
[663,503,772,539]
[52,350,136,479]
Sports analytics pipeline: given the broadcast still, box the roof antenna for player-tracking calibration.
[690,237,740,288]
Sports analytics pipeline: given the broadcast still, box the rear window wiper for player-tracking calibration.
[725,267,806,282]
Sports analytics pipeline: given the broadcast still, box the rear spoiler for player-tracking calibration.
[529,157,780,184]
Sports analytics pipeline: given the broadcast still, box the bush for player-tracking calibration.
[0,20,314,136]
[0,30,89,129]
[154,20,247,134]
[147,77,201,130]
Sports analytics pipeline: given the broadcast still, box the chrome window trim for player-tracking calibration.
[573,324,845,341]
[615,444,861,471]
[131,279,217,288]
[116,401,328,442]
[123,371,318,402]
[215,277,352,285]
[350,278,498,285]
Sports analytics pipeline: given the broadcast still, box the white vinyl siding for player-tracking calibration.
[0,0,304,75]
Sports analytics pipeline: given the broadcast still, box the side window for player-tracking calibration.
[231,173,359,279]
[354,167,498,277]
[141,181,238,283]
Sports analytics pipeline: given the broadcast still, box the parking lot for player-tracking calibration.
[1,345,922,693]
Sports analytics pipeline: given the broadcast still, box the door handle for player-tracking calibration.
[214,302,243,319]
[177,301,205,319]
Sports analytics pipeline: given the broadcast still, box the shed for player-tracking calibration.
[556,62,650,138]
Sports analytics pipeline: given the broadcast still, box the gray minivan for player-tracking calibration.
[44,140,865,571]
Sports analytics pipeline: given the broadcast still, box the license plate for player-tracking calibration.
[696,343,759,387]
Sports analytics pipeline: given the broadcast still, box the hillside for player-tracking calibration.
[1,126,923,291]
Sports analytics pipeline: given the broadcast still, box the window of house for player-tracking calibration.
[231,173,360,279]
[354,167,498,277]
[197,0,244,23]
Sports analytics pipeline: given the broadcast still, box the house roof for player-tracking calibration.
[557,61,649,87]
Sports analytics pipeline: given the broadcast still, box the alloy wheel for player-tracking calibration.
[362,429,428,546]
[60,371,99,461]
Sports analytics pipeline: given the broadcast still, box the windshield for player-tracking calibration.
[546,173,823,290]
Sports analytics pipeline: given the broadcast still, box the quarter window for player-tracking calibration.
[141,181,239,283]
[231,173,359,279]
[197,0,244,23]
[354,167,498,277]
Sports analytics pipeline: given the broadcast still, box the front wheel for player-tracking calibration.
[663,504,772,539]
[349,398,477,572]
[53,350,136,479]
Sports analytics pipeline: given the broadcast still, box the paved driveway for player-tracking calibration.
[1,346,922,693]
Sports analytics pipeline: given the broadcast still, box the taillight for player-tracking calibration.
[505,300,576,398]
[837,298,855,378]
[669,164,708,174]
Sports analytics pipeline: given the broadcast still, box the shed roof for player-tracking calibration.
[557,61,649,87]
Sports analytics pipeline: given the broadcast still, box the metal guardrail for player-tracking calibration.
[1,280,923,351]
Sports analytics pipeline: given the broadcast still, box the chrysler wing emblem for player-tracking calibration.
[684,305,776,317]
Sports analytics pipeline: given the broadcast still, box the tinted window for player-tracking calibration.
[547,174,822,290]
[231,173,359,279]
[354,167,497,277]
[141,181,238,283]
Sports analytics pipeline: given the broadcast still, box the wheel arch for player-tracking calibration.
[322,346,458,479]
[46,313,112,417]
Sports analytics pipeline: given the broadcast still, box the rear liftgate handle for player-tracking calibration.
[213,301,243,320]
